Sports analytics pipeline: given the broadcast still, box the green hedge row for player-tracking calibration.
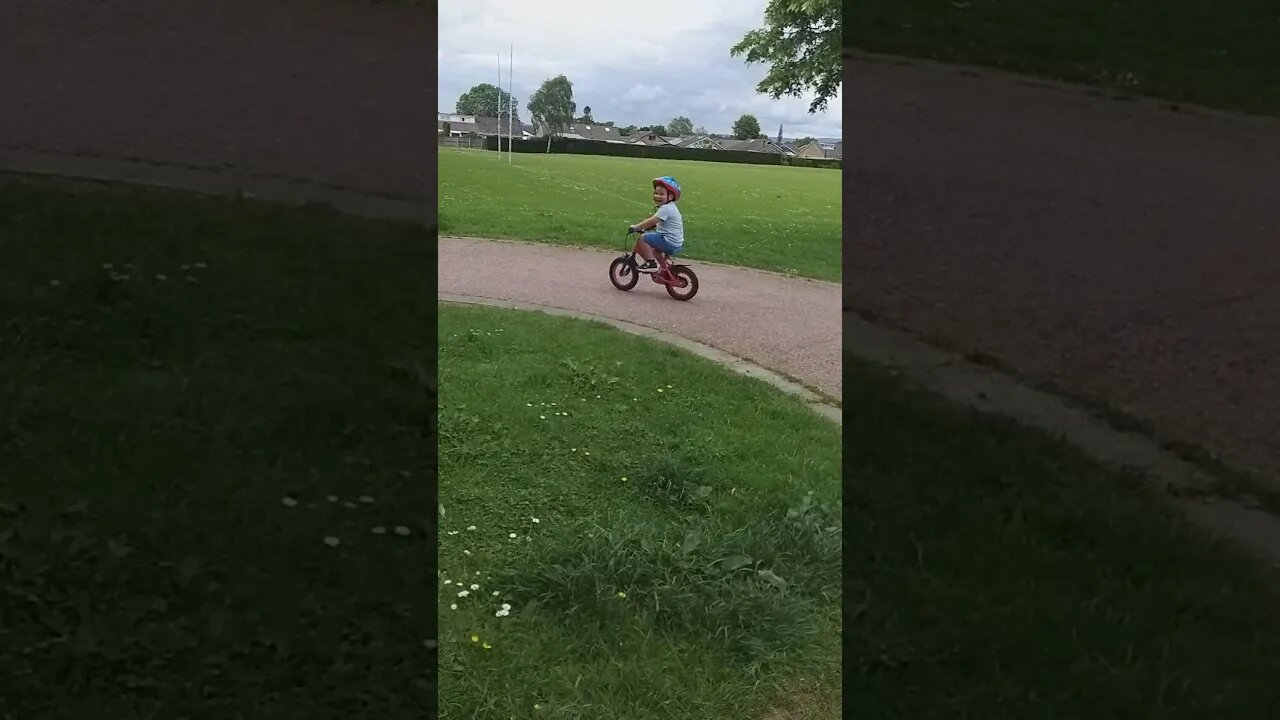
[483,136,841,169]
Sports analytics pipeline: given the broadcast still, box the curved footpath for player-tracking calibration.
[848,52,1280,495]
[437,236,843,402]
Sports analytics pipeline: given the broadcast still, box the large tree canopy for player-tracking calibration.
[528,75,576,151]
[731,113,762,140]
[667,116,694,136]
[456,83,521,124]
[730,0,841,114]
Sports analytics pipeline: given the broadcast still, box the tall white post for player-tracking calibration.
[508,44,514,164]
[496,52,502,157]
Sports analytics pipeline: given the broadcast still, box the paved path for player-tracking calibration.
[439,237,843,401]
[848,53,1280,493]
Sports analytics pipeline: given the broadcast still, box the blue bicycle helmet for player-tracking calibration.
[653,176,681,202]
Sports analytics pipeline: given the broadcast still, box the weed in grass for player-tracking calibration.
[630,453,714,513]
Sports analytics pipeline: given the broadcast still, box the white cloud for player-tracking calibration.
[621,84,669,103]
[437,0,841,138]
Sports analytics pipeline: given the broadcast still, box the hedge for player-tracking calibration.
[482,135,841,169]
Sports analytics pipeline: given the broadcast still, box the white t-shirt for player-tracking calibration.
[655,202,684,247]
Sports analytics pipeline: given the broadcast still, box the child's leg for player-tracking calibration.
[633,236,655,260]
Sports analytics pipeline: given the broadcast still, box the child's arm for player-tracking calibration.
[630,214,660,232]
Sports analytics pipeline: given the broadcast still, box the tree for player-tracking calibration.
[578,105,594,123]
[456,83,521,124]
[695,125,709,135]
[668,116,694,136]
[641,124,668,136]
[794,135,816,149]
[732,114,762,140]
[730,0,840,114]
[527,75,576,152]
[620,124,638,137]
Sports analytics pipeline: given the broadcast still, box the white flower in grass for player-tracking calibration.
[531,517,540,523]
[470,583,480,591]
[359,495,375,504]
[342,501,357,509]
[372,526,387,534]
[394,526,411,536]
[508,533,517,539]
[323,536,340,547]
[492,591,500,596]
[443,579,452,585]
[155,274,167,281]
[326,495,338,502]
[463,549,472,556]
[281,496,299,508]
[450,603,458,610]
[539,415,546,420]
[49,279,61,287]
[467,525,477,531]
[447,530,459,536]
[457,590,469,598]
[193,261,207,269]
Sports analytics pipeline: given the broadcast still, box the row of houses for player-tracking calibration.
[438,112,841,159]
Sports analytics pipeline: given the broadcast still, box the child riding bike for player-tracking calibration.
[627,176,684,279]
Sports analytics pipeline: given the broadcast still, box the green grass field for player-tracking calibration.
[437,305,841,719]
[438,148,841,281]
[0,179,436,718]
[848,0,1280,116]
[846,355,1280,717]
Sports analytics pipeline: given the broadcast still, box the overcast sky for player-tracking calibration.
[438,0,842,139]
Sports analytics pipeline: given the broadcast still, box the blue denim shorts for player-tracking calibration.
[641,231,682,255]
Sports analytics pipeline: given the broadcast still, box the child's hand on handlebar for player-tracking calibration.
[627,225,638,234]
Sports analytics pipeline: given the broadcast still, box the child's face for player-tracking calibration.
[652,185,668,204]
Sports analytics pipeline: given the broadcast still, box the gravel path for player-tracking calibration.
[848,53,1280,491]
[439,237,842,401]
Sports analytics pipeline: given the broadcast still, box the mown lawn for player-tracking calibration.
[0,178,436,718]
[438,148,841,281]
[437,304,842,719]
[845,355,1280,718]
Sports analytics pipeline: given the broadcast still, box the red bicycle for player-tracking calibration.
[608,232,699,301]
